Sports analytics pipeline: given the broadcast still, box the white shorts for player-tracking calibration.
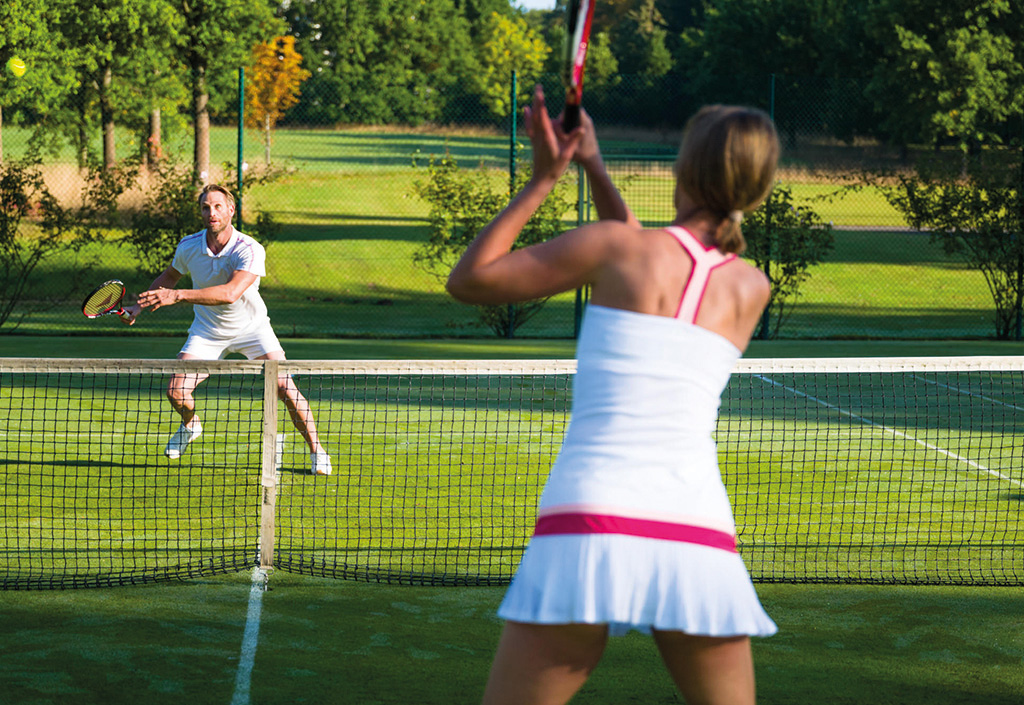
[179,319,283,360]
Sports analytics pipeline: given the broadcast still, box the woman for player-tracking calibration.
[447,85,780,705]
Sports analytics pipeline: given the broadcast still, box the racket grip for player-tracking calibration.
[119,310,132,321]
[563,103,581,132]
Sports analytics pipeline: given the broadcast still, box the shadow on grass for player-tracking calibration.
[0,457,153,470]
[287,153,495,170]
[825,229,972,267]
[269,220,428,243]
[312,131,508,146]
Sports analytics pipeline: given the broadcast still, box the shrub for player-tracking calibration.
[744,185,835,338]
[413,152,575,337]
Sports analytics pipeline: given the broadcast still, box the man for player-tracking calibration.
[124,184,331,475]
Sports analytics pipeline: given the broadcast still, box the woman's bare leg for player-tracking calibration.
[652,630,756,705]
[481,621,607,705]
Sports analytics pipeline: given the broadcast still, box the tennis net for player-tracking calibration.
[1,356,1021,589]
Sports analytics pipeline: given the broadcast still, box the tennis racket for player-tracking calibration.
[561,0,596,132]
[82,280,131,320]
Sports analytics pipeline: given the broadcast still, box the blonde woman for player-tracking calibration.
[448,85,780,705]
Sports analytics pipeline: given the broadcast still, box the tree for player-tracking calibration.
[0,0,65,163]
[175,0,279,184]
[743,185,835,338]
[676,0,880,142]
[864,0,1024,158]
[883,168,1024,339]
[57,0,152,171]
[463,0,514,35]
[608,0,672,77]
[682,1,860,101]
[582,32,620,92]
[245,36,311,165]
[112,0,188,171]
[283,0,476,126]
[472,11,550,117]
[412,153,575,337]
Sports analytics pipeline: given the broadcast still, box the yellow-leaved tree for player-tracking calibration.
[473,12,549,118]
[245,36,311,165]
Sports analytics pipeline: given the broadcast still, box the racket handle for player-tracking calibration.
[563,103,581,132]
[119,310,132,321]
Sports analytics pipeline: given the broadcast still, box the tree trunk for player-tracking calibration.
[0,105,4,163]
[78,120,89,170]
[147,108,162,170]
[101,65,116,169]
[192,63,210,185]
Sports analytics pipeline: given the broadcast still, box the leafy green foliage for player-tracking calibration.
[412,153,575,337]
[283,0,476,125]
[744,185,835,338]
[122,162,198,276]
[175,0,281,182]
[0,157,92,329]
[882,169,1024,339]
[864,0,1024,153]
[471,12,550,118]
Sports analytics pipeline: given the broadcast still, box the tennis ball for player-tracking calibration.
[7,57,27,78]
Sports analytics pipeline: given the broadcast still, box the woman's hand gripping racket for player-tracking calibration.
[82,280,134,322]
[561,0,596,132]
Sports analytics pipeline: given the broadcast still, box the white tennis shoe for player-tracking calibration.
[311,451,332,476]
[165,422,202,459]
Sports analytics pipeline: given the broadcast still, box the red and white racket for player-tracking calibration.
[82,280,131,320]
[561,0,596,132]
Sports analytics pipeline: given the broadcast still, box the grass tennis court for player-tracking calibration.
[2,337,1023,704]
[2,576,1021,705]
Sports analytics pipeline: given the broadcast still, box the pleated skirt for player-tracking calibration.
[498,533,777,638]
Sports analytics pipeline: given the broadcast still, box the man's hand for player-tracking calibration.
[137,287,179,313]
[120,302,142,326]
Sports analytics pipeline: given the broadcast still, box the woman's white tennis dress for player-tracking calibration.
[498,227,777,638]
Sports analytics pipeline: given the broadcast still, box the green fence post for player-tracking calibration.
[507,70,517,339]
[1016,112,1024,341]
[759,73,776,340]
[509,70,517,196]
[237,67,244,229]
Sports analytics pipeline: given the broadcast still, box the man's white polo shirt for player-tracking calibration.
[171,228,269,338]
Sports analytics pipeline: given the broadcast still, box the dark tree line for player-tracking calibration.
[5,0,1024,176]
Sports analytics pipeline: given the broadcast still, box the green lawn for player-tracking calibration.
[1,576,1021,705]
[4,123,1019,340]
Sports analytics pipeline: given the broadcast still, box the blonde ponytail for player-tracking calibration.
[674,106,779,254]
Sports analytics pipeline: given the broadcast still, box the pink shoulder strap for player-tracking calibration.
[665,226,737,323]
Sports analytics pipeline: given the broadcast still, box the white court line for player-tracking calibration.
[230,567,268,705]
[755,375,1024,490]
[912,374,1024,413]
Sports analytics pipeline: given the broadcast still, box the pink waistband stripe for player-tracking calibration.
[533,513,737,553]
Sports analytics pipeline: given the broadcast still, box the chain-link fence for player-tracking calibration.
[2,72,1022,340]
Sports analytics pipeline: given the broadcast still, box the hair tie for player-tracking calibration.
[728,210,743,224]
